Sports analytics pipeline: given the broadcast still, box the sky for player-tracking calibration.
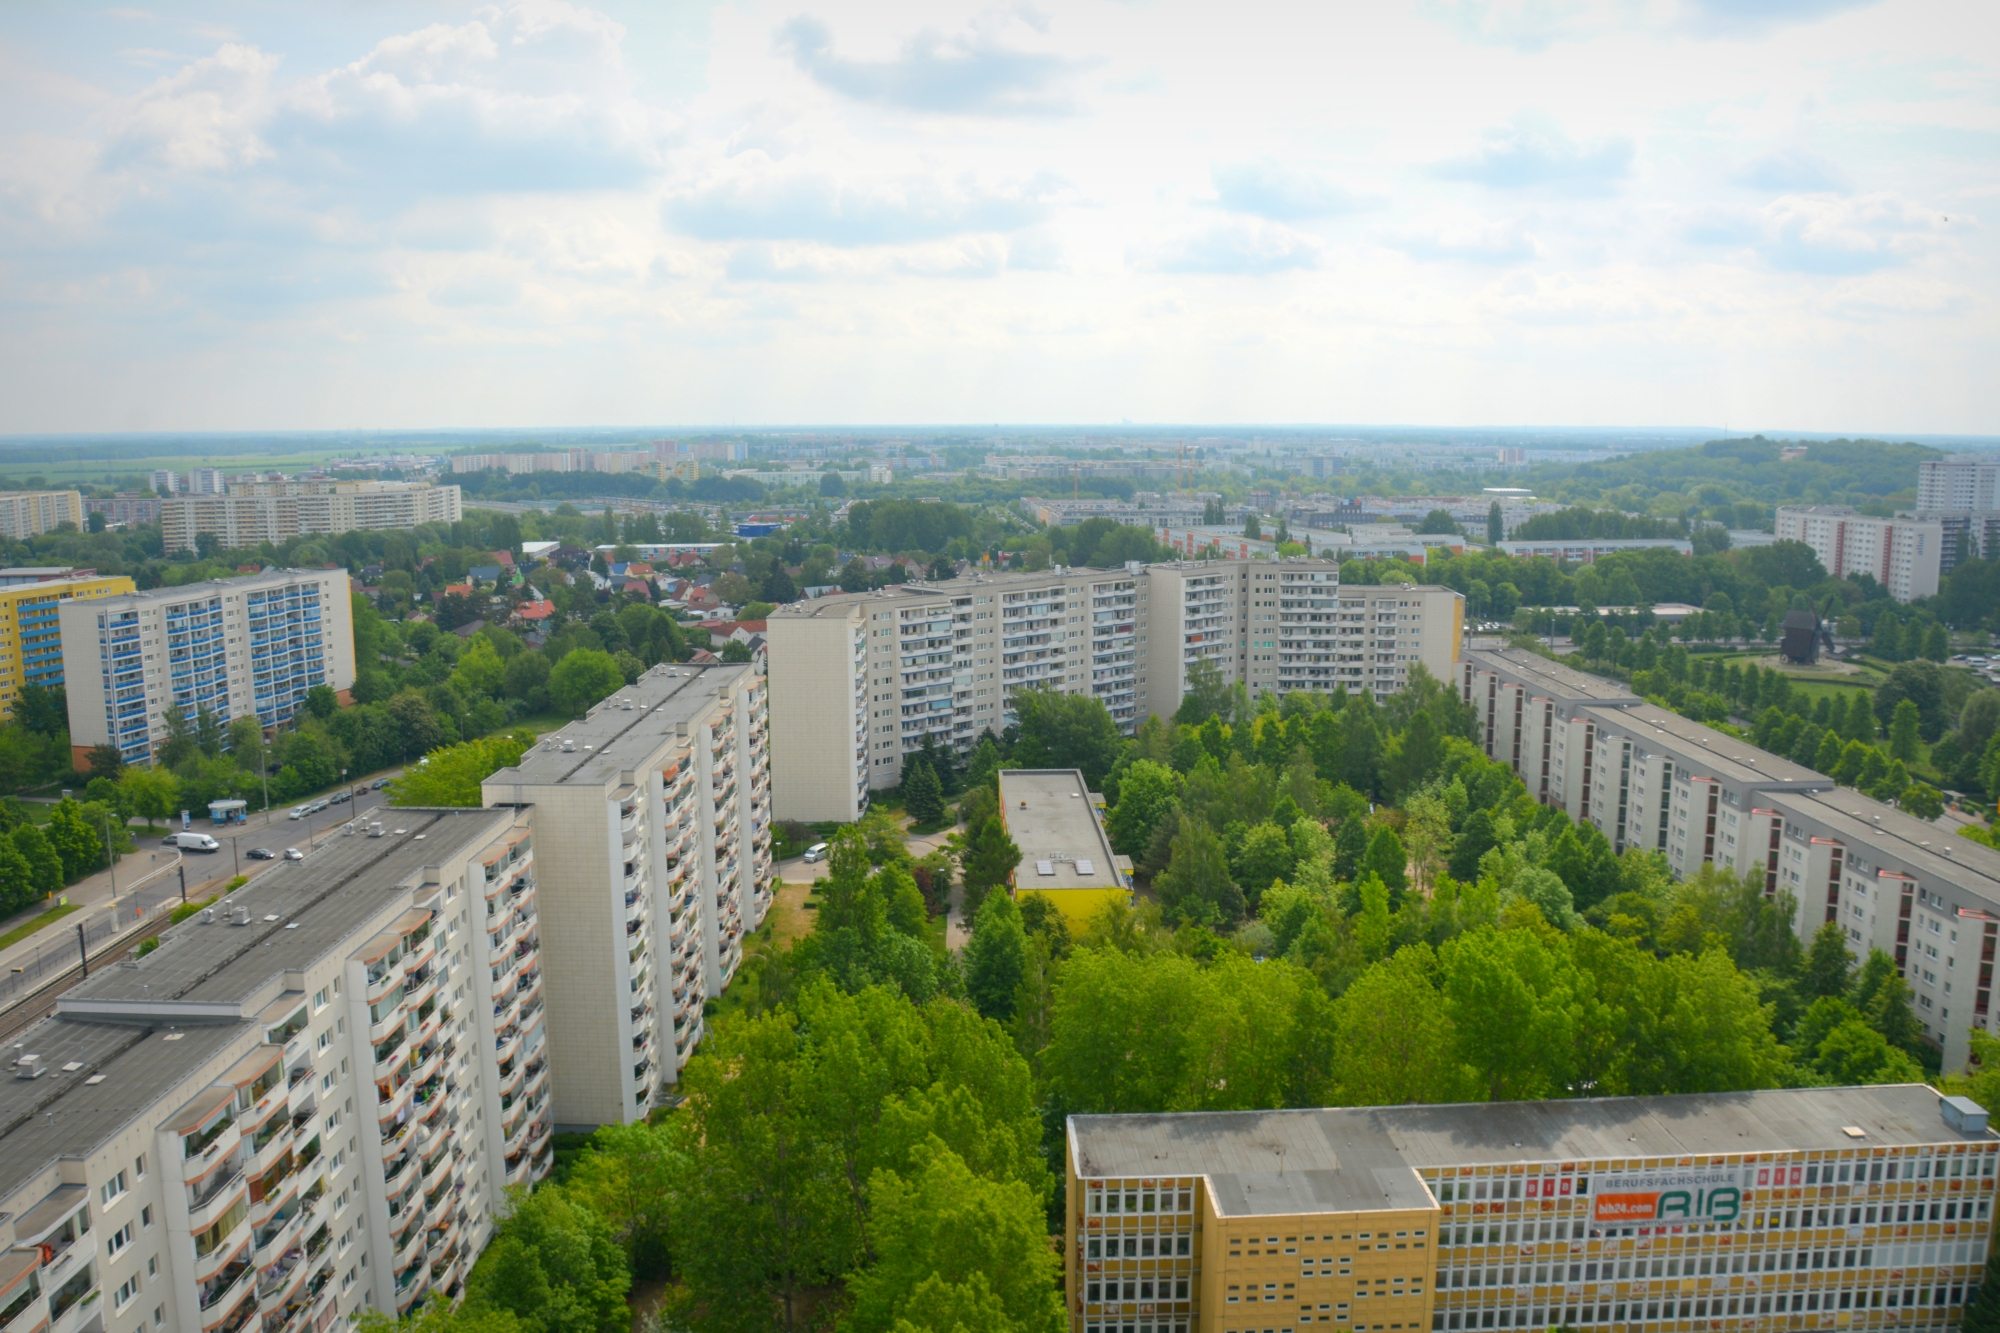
[0,0,1994,435]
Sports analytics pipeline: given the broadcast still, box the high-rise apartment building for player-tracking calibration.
[1065,1084,1999,1333]
[189,468,228,496]
[0,489,85,539]
[60,569,356,767]
[0,574,135,719]
[481,664,772,1126]
[1463,646,2000,1070]
[1918,456,2000,512]
[0,806,551,1332]
[160,482,462,554]
[149,469,180,495]
[1773,506,1942,603]
[767,563,1463,822]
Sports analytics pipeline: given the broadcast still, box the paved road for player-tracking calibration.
[0,779,401,1006]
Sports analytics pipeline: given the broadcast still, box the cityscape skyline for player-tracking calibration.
[0,0,1993,435]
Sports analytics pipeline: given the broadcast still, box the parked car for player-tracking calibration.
[288,806,309,820]
[330,791,351,805]
[283,848,305,861]
[802,842,829,863]
[246,847,277,860]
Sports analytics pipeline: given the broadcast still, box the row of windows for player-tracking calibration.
[1433,1282,1971,1329]
[1086,1277,1192,1303]
[1437,1237,1987,1286]
[1085,1234,1193,1259]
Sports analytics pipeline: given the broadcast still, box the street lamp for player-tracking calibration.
[100,806,117,901]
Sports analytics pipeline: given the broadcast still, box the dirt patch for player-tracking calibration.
[764,879,815,951]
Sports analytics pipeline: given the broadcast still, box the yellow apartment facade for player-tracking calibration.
[0,574,135,719]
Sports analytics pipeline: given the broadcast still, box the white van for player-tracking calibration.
[173,832,221,853]
[802,842,829,863]
[288,805,309,820]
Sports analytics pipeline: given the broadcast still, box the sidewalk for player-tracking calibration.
[0,776,399,1007]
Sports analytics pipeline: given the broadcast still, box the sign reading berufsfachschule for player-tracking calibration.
[1591,1168,1746,1228]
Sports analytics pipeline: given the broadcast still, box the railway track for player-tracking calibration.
[0,910,180,1045]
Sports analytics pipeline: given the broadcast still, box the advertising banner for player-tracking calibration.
[1592,1168,1746,1229]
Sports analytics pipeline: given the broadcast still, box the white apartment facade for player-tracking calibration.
[1496,537,1694,562]
[0,807,551,1333]
[160,482,463,554]
[1773,506,1943,602]
[482,663,772,1127]
[59,569,357,768]
[1462,646,2000,1069]
[768,563,1463,822]
[0,489,85,539]
[1918,456,2000,512]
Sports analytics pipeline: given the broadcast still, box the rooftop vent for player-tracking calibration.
[14,1053,44,1080]
[1943,1096,1990,1135]
[200,908,216,925]
[229,906,252,926]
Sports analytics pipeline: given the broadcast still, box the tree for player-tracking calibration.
[10,824,62,901]
[548,648,625,717]
[1154,822,1245,927]
[465,1187,630,1333]
[902,757,945,827]
[1175,657,1230,727]
[1441,926,1579,1102]
[842,1145,1063,1333]
[1361,826,1408,895]
[960,818,1022,918]
[1244,513,1262,540]
[1888,698,1922,763]
[1331,948,1469,1104]
[390,733,536,807]
[1900,783,1945,820]
[963,891,1028,1022]
[43,798,101,882]
[118,766,180,826]
[85,743,123,782]
[1487,501,1504,544]
[1009,690,1123,787]
[1231,821,1296,907]
[1802,921,1853,999]
[563,1119,691,1279]
[0,837,35,915]
[1105,760,1180,857]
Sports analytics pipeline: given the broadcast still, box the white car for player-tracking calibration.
[802,842,829,863]
[283,848,305,861]
[288,806,309,820]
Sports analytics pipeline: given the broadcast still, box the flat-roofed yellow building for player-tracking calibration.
[998,768,1131,932]
[1067,1083,2000,1333]
[0,574,135,719]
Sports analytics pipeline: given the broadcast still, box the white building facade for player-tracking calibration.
[0,807,550,1333]
[1773,506,1943,603]
[769,562,1463,822]
[482,664,772,1127]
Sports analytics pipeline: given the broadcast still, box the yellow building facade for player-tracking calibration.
[0,574,135,719]
[1067,1085,2000,1333]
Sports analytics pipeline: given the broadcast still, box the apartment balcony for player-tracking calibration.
[186,1159,249,1234]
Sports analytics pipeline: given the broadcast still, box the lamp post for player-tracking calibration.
[100,807,117,901]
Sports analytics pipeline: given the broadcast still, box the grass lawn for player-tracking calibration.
[762,879,815,952]
[0,900,81,951]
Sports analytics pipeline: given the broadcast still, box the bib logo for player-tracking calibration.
[1592,1171,1745,1229]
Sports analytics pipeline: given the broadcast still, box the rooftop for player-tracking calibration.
[79,567,346,608]
[1464,646,1639,704]
[1071,1085,1990,1217]
[59,806,510,1011]
[0,1018,245,1211]
[1770,789,2000,892]
[1586,701,1830,790]
[483,662,752,792]
[998,769,1122,892]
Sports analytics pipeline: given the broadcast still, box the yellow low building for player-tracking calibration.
[1067,1083,2000,1333]
[0,574,135,719]
[998,768,1131,932]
